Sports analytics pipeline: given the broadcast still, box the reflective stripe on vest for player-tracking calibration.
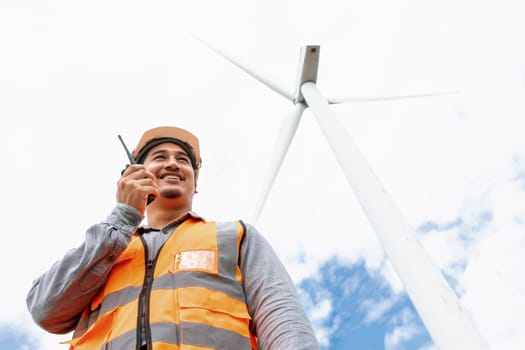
[65,219,256,350]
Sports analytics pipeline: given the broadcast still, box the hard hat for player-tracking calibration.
[132,126,201,169]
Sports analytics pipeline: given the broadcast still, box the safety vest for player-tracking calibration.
[64,218,257,350]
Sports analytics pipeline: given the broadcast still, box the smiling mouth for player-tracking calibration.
[162,174,183,181]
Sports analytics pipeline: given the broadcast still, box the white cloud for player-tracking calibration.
[298,287,335,349]
[384,308,422,350]
[360,296,398,325]
[457,181,525,349]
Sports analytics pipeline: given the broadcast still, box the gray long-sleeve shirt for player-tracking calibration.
[26,204,319,350]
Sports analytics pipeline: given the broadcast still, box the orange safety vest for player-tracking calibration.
[64,218,257,350]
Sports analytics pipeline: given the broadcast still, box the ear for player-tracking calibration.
[193,170,199,194]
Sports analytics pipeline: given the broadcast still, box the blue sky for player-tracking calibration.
[297,203,494,350]
[2,0,525,349]
[0,325,39,350]
[300,260,432,350]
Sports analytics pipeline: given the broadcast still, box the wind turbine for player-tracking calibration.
[196,37,489,350]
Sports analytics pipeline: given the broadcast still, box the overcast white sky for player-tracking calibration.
[1,1,525,349]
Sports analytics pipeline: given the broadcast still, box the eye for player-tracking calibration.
[177,156,190,163]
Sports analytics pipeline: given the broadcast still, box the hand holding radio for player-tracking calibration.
[117,135,157,211]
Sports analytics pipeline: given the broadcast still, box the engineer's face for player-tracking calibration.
[142,142,196,206]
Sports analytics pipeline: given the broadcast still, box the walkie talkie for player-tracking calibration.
[118,135,156,205]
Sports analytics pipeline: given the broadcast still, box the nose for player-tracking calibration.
[165,155,181,169]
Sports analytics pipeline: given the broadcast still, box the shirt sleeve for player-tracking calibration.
[240,223,320,350]
[26,203,143,334]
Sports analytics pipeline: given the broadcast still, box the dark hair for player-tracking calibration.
[135,137,199,170]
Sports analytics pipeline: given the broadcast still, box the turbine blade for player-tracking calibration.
[251,103,306,223]
[327,90,459,104]
[192,35,294,102]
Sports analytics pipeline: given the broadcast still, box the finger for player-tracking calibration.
[120,163,144,177]
[123,167,155,182]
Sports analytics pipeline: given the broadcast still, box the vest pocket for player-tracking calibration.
[177,287,252,338]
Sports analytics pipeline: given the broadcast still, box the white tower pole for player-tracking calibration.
[301,81,489,350]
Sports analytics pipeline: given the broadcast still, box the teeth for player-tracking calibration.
[165,175,181,180]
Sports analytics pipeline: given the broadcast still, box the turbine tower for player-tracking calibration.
[197,38,489,350]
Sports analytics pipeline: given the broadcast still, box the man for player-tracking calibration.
[27,126,320,350]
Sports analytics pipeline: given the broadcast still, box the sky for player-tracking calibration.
[1,0,524,349]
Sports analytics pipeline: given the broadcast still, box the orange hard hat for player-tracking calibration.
[132,126,202,169]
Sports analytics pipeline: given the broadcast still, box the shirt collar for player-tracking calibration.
[138,211,205,234]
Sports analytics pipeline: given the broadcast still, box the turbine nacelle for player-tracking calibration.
[293,45,320,105]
